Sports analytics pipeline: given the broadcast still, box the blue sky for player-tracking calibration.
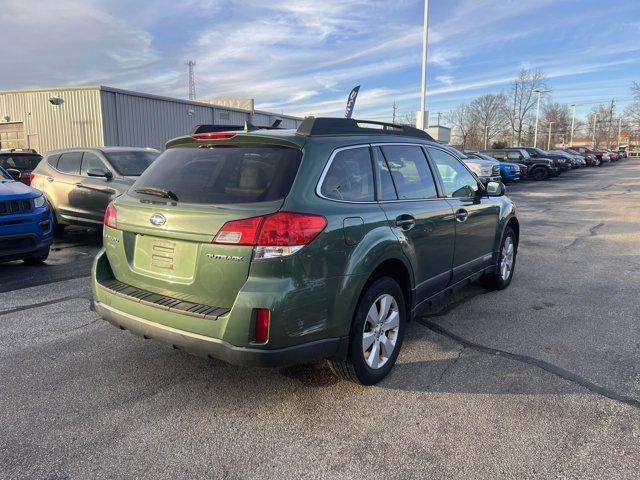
[1,0,639,123]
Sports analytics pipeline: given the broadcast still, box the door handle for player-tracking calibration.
[46,176,54,182]
[395,214,415,231]
[455,209,469,223]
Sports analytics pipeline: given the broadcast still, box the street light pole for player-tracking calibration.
[418,0,430,130]
[592,114,597,148]
[484,125,489,150]
[547,122,555,150]
[533,89,543,148]
[570,104,577,147]
[532,89,551,148]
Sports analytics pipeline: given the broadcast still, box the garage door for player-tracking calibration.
[0,122,26,150]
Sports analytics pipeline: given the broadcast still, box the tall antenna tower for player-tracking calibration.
[187,60,196,100]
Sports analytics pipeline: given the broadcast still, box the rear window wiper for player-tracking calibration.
[134,187,179,201]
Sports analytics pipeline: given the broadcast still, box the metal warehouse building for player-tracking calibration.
[0,86,303,153]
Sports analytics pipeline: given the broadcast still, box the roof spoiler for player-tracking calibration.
[190,119,286,135]
[296,117,434,141]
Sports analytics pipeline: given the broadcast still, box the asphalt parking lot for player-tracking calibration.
[1,161,639,479]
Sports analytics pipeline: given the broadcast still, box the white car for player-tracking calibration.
[443,146,501,183]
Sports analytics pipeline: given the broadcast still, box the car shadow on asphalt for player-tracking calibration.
[0,227,102,293]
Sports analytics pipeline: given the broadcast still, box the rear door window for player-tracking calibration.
[56,152,82,175]
[373,149,397,200]
[321,147,374,202]
[132,146,301,205]
[47,154,61,168]
[379,145,438,200]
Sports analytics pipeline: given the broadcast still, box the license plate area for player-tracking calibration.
[132,234,197,281]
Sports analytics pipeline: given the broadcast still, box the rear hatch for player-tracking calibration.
[104,140,302,308]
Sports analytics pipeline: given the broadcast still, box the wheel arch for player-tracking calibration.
[348,256,415,334]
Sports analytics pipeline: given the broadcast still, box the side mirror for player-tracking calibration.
[6,168,21,181]
[486,181,505,197]
[87,168,113,179]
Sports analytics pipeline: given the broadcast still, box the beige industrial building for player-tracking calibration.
[0,86,303,153]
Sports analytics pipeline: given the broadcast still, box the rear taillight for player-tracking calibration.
[104,202,117,229]
[254,308,270,343]
[191,132,237,140]
[29,173,35,184]
[213,216,264,245]
[213,212,327,259]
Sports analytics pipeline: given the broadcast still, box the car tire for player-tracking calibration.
[23,249,50,265]
[328,276,406,385]
[52,214,66,236]
[531,166,549,181]
[481,227,517,291]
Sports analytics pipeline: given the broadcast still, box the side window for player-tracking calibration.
[379,145,438,200]
[321,147,374,202]
[47,154,61,168]
[373,149,397,200]
[81,152,106,176]
[56,152,82,175]
[428,147,479,199]
[507,151,521,160]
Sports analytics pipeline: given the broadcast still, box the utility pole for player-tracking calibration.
[484,125,489,150]
[417,0,430,130]
[187,60,196,101]
[570,104,577,147]
[533,89,549,148]
[617,117,622,149]
[392,101,397,124]
[547,122,555,150]
[512,83,518,147]
[592,114,597,148]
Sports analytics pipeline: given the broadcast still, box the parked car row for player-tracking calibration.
[448,144,629,184]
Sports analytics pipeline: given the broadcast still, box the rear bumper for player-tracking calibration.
[96,301,348,368]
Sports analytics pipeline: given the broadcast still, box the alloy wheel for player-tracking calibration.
[501,237,515,280]
[362,294,400,369]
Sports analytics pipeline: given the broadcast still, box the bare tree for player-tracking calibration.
[445,104,476,149]
[398,111,417,127]
[586,100,617,148]
[508,69,548,147]
[624,82,640,148]
[541,102,571,148]
[468,93,509,150]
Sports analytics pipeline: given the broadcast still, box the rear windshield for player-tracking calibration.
[105,150,159,176]
[0,154,42,170]
[131,146,302,204]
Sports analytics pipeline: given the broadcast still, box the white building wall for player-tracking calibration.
[1,86,304,153]
[0,87,104,153]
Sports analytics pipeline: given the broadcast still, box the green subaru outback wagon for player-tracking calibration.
[92,117,519,385]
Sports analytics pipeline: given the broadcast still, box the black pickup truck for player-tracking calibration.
[482,148,558,181]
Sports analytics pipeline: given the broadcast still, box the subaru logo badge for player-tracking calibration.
[150,214,166,226]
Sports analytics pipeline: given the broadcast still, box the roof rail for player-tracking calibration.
[296,117,434,141]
